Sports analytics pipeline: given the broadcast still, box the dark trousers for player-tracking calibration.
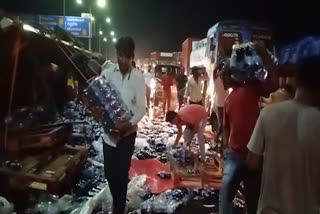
[190,100,203,105]
[103,133,136,214]
[219,150,261,214]
[163,88,171,113]
[216,107,224,139]
[177,88,185,109]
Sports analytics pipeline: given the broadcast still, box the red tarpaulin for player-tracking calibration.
[129,159,174,194]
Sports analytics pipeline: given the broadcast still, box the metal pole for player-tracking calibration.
[63,0,65,16]
[107,41,109,59]
[88,7,92,52]
[99,24,101,53]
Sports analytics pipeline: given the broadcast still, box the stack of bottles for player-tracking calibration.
[85,76,133,138]
[173,147,192,166]
[230,42,268,83]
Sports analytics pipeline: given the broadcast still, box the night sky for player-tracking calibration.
[2,0,319,58]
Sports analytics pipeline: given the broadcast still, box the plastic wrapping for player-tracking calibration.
[92,139,104,163]
[86,76,133,134]
[26,194,80,214]
[141,189,190,214]
[74,182,113,214]
[127,175,147,211]
[0,197,14,214]
[230,42,267,83]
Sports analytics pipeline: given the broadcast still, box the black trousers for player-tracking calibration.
[103,133,136,214]
[177,88,185,109]
[216,107,224,138]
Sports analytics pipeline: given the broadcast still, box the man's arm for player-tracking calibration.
[202,72,208,102]
[222,106,229,150]
[247,151,263,171]
[247,111,266,171]
[213,61,225,80]
[173,123,183,148]
[255,42,278,94]
[184,78,191,98]
[129,74,146,126]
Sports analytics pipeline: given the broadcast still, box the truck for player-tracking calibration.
[188,20,274,132]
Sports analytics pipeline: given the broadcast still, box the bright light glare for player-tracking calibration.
[99,30,103,35]
[23,24,38,33]
[97,0,106,8]
[106,17,111,23]
[110,31,115,36]
[112,38,117,43]
[103,37,107,42]
[91,16,95,21]
[150,78,156,97]
[76,0,82,5]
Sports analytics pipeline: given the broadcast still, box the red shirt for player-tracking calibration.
[178,104,207,128]
[161,74,173,91]
[224,84,264,157]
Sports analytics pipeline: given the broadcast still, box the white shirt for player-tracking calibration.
[185,77,203,102]
[101,63,146,147]
[144,71,153,87]
[248,100,320,214]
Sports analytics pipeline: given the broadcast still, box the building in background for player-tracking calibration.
[182,38,200,74]
[172,52,182,65]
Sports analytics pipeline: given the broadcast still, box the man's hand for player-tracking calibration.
[114,118,132,132]
[90,107,105,123]
[259,96,272,109]
[184,97,188,105]
[254,41,269,57]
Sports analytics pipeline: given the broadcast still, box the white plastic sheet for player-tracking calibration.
[127,175,147,211]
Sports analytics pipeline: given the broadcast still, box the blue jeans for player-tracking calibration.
[219,150,261,214]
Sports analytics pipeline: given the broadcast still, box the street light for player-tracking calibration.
[99,30,103,35]
[110,31,115,36]
[76,0,82,5]
[106,17,111,24]
[103,37,107,42]
[97,0,106,8]
[112,38,117,43]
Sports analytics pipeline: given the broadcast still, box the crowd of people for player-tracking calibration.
[90,36,320,214]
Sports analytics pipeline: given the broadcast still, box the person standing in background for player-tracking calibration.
[185,66,203,105]
[161,68,174,115]
[175,67,188,109]
[144,65,153,109]
[247,56,320,214]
